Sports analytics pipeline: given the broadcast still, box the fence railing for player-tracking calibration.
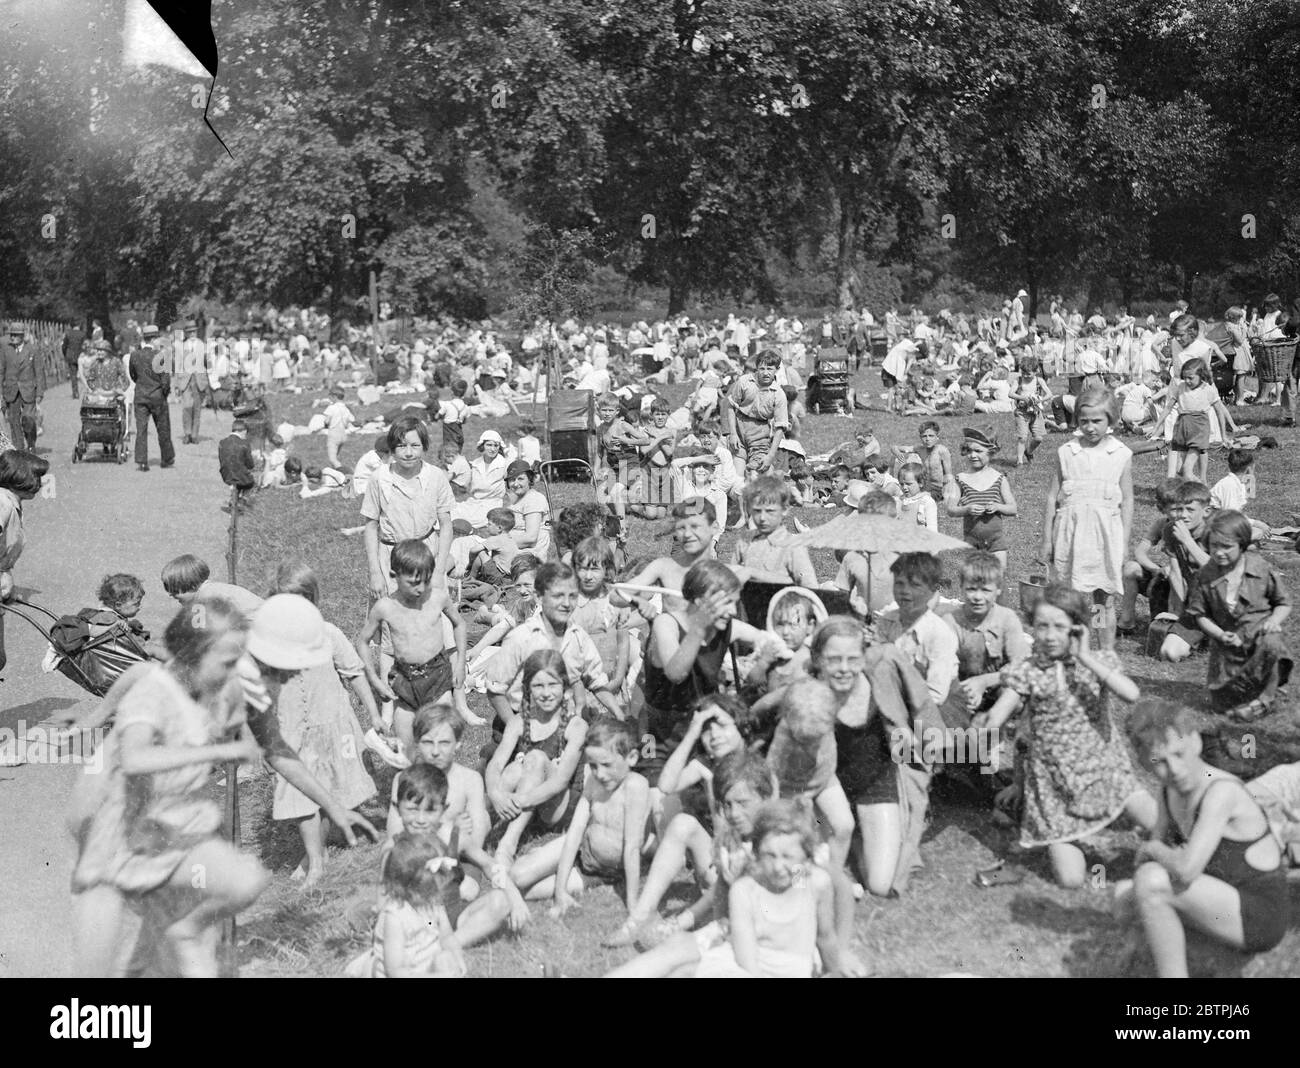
[5,319,74,383]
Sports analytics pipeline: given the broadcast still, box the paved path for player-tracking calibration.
[0,385,236,977]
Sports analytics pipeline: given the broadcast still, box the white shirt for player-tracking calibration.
[1211,472,1249,513]
[877,608,959,706]
[323,400,353,432]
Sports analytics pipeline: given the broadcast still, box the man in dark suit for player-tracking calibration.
[1,324,46,449]
[63,322,85,398]
[128,324,175,471]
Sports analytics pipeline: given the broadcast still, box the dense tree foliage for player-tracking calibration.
[0,0,1294,323]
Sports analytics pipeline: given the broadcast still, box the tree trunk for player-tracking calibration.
[85,269,115,349]
[667,280,688,317]
[836,188,861,312]
[154,290,179,334]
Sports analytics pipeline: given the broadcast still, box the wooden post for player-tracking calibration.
[222,484,241,952]
[369,269,380,383]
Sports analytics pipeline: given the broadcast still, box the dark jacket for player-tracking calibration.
[128,345,170,401]
[0,341,47,404]
[218,434,256,488]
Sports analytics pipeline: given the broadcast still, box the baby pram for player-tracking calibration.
[73,392,128,463]
[807,349,851,414]
[1,599,152,697]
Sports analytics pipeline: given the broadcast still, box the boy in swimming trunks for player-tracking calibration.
[1114,699,1290,977]
[508,717,653,920]
[357,539,466,756]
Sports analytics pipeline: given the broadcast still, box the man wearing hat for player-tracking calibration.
[128,325,175,471]
[174,320,212,444]
[0,324,45,450]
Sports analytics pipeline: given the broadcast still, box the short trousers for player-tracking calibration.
[1171,410,1210,452]
[1132,570,1171,618]
[963,515,1007,553]
[443,421,464,450]
[881,370,899,388]
[389,650,454,711]
[1014,411,1046,443]
[834,718,898,807]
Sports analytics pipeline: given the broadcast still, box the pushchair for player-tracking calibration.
[538,388,597,485]
[807,349,851,414]
[72,392,128,463]
[1,599,152,698]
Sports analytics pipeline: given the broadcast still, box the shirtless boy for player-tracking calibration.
[357,539,467,755]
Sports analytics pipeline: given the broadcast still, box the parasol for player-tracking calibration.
[787,513,969,614]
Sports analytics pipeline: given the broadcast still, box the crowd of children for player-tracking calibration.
[66,295,1300,980]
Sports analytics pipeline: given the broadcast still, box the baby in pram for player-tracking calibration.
[42,573,160,697]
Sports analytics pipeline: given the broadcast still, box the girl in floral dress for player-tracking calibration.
[978,584,1157,888]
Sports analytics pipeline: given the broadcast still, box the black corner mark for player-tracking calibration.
[146,2,231,157]
[146,1,217,77]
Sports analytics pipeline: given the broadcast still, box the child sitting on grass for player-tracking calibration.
[938,552,1030,726]
[604,694,762,947]
[378,762,529,954]
[833,490,900,619]
[896,461,938,531]
[726,476,818,588]
[1124,479,1212,660]
[697,799,843,978]
[570,536,634,703]
[1114,699,1289,977]
[486,649,590,864]
[351,830,467,978]
[877,552,960,709]
[1211,448,1270,542]
[468,507,521,583]
[1187,509,1293,722]
[510,716,653,920]
[1118,477,1187,634]
[356,540,467,755]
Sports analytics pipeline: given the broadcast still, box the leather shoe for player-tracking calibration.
[161,461,175,469]
[137,463,150,472]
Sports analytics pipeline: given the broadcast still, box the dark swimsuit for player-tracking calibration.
[1166,781,1289,953]
[638,619,732,786]
[389,651,454,711]
[835,714,897,806]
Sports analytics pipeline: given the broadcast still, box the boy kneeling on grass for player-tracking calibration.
[1114,699,1289,978]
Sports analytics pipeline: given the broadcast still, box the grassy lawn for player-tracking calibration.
[230,365,1300,977]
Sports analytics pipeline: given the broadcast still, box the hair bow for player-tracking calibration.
[425,856,457,875]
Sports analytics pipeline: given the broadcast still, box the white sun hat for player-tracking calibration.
[246,595,332,670]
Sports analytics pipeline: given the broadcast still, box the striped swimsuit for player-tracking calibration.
[957,473,1007,552]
